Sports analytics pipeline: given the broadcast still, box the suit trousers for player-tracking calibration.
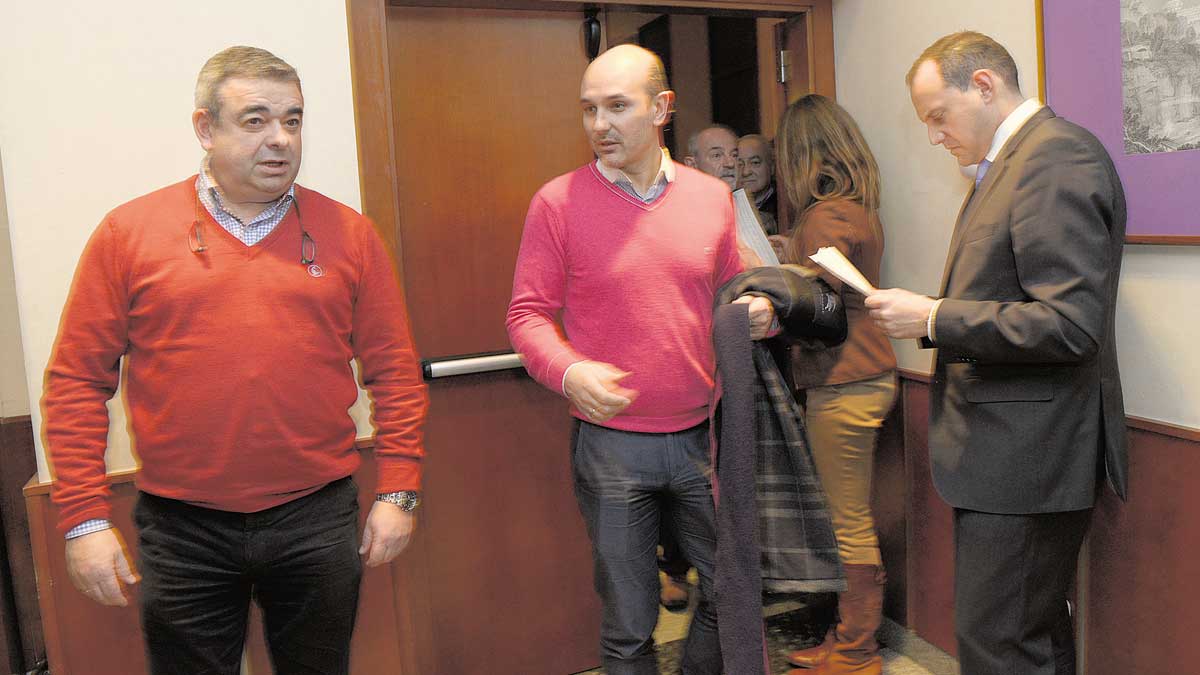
[953,507,1092,675]
[571,420,722,675]
[135,476,363,675]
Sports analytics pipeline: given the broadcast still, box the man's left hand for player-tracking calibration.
[733,295,775,340]
[359,501,416,567]
[865,288,935,339]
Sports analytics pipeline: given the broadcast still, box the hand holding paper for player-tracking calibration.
[808,246,875,295]
[864,288,936,339]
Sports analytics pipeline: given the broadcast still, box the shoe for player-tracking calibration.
[786,629,832,668]
[659,572,690,612]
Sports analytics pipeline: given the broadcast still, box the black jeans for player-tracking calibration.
[135,477,363,675]
[572,420,722,675]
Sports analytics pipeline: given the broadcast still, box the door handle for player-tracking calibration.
[420,351,524,380]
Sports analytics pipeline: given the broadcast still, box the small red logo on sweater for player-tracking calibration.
[307,264,325,278]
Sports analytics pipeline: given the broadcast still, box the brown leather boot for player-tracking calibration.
[786,629,832,668]
[811,564,886,675]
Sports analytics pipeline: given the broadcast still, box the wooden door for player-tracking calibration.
[343,1,837,672]
[385,6,601,674]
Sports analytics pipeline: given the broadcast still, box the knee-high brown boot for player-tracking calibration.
[789,565,885,675]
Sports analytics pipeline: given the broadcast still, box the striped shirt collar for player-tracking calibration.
[594,147,675,203]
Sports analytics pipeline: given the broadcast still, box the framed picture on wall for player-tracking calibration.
[1038,0,1200,244]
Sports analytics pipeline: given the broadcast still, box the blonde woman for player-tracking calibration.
[773,94,897,675]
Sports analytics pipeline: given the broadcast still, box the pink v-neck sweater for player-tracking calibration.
[44,178,428,534]
[506,162,742,432]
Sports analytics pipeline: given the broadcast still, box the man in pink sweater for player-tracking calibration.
[506,44,773,675]
[43,47,427,674]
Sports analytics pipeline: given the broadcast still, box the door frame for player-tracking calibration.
[343,0,833,671]
[347,0,832,259]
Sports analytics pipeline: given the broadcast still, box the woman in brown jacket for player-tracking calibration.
[773,94,897,675]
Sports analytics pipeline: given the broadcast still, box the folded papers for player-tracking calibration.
[808,246,875,295]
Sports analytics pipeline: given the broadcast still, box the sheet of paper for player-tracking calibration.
[732,188,780,266]
[808,246,876,295]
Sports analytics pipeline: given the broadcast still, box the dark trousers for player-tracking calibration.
[134,477,363,675]
[572,420,722,675]
[953,507,1092,675]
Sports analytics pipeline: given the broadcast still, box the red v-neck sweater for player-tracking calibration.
[506,162,743,432]
[44,177,428,534]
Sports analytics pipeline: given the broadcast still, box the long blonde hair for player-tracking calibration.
[776,94,881,233]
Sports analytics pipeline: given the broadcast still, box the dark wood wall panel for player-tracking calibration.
[1084,427,1200,675]
[0,416,43,672]
[898,372,1200,668]
[872,396,907,622]
[899,379,957,656]
[25,477,148,675]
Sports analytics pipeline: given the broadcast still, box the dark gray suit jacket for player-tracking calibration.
[927,106,1128,514]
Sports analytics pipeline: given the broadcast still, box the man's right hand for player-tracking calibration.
[66,528,139,606]
[564,361,637,424]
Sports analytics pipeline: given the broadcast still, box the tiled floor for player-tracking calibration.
[575,577,958,675]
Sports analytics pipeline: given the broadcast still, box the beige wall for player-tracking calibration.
[0,153,30,419]
[0,2,372,482]
[832,0,1200,429]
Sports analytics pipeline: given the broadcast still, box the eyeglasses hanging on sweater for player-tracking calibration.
[188,194,316,264]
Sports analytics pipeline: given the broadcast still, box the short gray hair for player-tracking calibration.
[195,46,301,123]
[687,124,738,159]
[739,133,773,162]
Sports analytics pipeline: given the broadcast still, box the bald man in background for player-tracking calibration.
[739,133,777,234]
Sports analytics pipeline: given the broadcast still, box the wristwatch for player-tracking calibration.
[376,490,420,511]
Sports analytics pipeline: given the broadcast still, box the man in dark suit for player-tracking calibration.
[865,31,1128,675]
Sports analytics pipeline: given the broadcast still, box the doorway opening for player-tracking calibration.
[604,6,817,233]
[604,8,814,162]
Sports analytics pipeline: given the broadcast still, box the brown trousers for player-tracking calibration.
[803,371,896,566]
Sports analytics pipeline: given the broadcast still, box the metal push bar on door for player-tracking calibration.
[420,351,524,380]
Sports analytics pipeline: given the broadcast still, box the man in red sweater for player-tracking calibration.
[42,46,428,675]
[506,44,773,675]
